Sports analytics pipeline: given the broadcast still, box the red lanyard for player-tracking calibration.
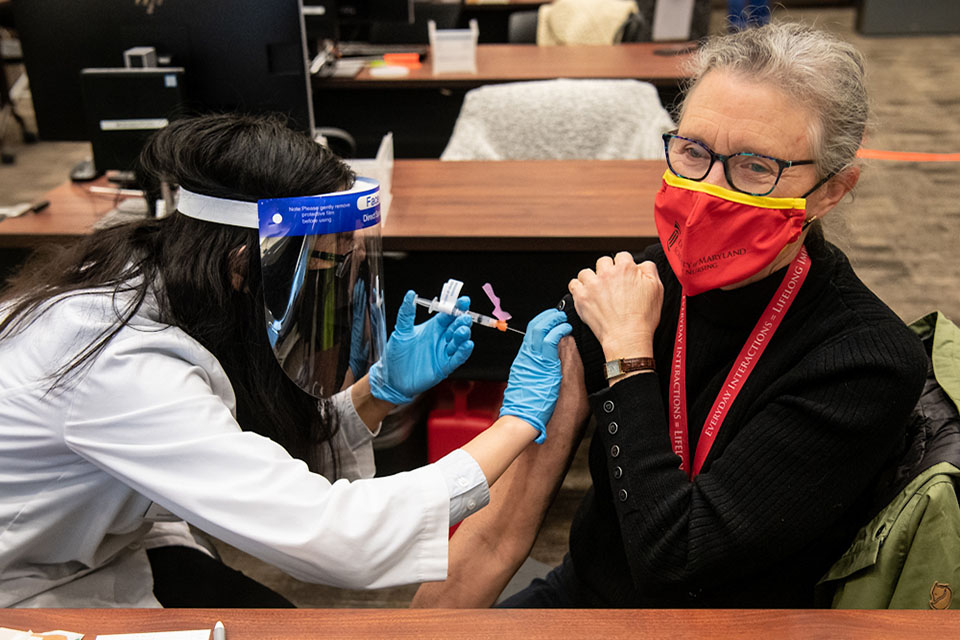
[669,246,811,480]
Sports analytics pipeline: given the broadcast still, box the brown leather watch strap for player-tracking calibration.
[604,357,657,380]
[622,357,656,372]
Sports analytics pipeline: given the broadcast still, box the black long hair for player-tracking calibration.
[0,113,355,476]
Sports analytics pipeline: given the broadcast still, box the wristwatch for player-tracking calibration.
[604,357,656,380]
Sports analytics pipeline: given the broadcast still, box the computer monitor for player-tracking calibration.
[80,67,185,176]
[303,0,415,44]
[340,0,415,26]
[12,0,315,141]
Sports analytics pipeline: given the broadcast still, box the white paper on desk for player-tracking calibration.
[347,132,394,224]
[94,631,210,640]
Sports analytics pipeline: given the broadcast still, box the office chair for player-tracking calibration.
[507,11,538,44]
[536,0,639,45]
[440,78,675,161]
[510,8,645,45]
[315,126,357,159]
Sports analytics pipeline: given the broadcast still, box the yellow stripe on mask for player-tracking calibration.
[662,170,806,210]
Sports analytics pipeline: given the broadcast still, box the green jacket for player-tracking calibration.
[816,311,960,609]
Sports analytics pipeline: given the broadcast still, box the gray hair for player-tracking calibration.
[680,22,868,178]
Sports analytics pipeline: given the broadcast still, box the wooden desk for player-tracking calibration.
[314,43,691,156]
[319,42,694,89]
[386,159,660,251]
[0,178,124,249]
[0,160,663,252]
[1,608,958,639]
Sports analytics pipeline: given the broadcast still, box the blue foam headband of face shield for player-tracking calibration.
[176,177,381,235]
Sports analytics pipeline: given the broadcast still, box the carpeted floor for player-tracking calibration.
[1,5,958,608]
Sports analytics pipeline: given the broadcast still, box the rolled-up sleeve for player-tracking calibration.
[433,449,490,525]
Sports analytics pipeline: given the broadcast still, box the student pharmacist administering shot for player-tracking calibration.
[0,114,571,607]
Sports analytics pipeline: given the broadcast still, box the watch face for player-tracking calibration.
[604,360,621,379]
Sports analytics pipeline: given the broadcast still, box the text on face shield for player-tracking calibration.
[357,193,379,210]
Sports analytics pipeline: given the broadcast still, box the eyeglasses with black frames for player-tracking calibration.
[662,132,817,197]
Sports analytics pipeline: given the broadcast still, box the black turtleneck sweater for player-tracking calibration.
[564,233,927,607]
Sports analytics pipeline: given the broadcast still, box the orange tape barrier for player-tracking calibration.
[857,148,960,162]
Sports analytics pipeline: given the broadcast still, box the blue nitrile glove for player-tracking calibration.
[499,308,572,444]
[368,290,475,405]
[349,279,370,380]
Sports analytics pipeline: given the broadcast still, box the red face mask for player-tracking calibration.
[654,171,808,296]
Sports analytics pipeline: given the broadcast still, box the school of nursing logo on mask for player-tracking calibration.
[667,221,681,252]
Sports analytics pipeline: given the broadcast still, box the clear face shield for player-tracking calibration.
[258,178,386,398]
[176,178,386,399]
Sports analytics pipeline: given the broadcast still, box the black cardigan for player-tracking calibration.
[563,233,928,607]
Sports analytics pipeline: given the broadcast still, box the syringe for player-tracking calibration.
[414,295,525,335]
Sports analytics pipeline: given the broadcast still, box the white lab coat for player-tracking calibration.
[0,286,478,607]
